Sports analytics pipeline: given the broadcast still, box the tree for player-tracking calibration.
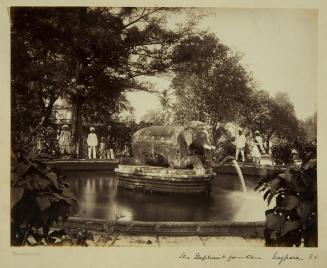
[11,8,71,135]
[11,7,198,156]
[243,91,300,152]
[298,111,317,142]
[140,108,166,125]
[170,33,254,142]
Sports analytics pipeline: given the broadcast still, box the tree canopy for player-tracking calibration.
[11,7,198,155]
[170,33,254,141]
[241,90,301,151]
[11,7,313,157]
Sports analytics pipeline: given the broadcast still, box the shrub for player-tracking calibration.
[255,158,317,247]
[11,153,76,246]
[213,134,236,162]
[36,126,61,158]
[271,142,293,166]
[293,139,317,164]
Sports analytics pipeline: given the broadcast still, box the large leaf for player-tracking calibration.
[283,169,293,183]
[266,213,284,231]
[50,192,74,205]
[296,201,312,220]
[281,220,300,236]
[267,192,276,206]
[270,178,280,193]
[282,195,299,210]
[61,187,77,201]
[36,196,51,211]
[46,171,58,189]
[263,190,271,201]
[15,162,31,177]
[36,175,51,190]
[11,187,24,208]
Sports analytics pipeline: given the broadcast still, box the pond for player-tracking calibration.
[65,171,268,222]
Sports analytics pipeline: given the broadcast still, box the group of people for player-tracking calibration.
[57,125,129,159]
[87,127,116,160]
[235,128,264,164]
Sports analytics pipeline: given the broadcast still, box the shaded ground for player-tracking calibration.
[87,234,264,247]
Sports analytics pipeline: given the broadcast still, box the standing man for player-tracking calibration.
[235,128,246,162]
[106,126,115,159]
[87,127,98,159]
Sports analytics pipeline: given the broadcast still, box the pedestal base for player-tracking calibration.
[114,165,215,194]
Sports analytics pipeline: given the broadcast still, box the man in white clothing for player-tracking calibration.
[235,128,246,162]
[87,127,98,159]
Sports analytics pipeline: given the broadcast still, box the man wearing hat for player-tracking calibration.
[87,127,98,159]
[59,125,71,156]
[235,127,246,162]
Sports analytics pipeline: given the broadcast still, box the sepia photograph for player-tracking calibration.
[8,5,319,250]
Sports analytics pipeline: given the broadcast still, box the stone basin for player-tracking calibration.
[114,165,215,194]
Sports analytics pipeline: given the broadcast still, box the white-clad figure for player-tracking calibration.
[252,130,264,165]
[235,128,246,162]
[87,127,98,159]
[59,125,71,155]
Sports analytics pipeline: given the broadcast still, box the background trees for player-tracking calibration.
[170,33,254,142]
[11,7,197,156]
[11,7,316,158]
[241,91,300,152]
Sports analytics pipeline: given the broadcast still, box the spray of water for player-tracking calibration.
[232,160,247,193]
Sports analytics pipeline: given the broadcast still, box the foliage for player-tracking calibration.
[11,153,76,246]
[255,158,317,247]
[170,33,254,141]
[299,112,317,142]
[293,138,317,164]
[140,108,172,125]
[11,7,198,157]
[36,126,61,158]
[211,127,235,162]
[243,91,300,153]
[271,141,293,166]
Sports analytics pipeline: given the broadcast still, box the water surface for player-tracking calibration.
[65,171,268,222]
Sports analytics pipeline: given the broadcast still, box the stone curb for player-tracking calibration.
[60,217,265,238]
[43,159,285,176]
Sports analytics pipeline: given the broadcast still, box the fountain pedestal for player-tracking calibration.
[115,124,217,194]
[115,165,215,194]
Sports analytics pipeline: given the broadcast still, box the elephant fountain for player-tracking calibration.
[114,122,217,194]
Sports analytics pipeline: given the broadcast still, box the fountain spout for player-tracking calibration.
[232,160,247,193]
[212,156,247,193]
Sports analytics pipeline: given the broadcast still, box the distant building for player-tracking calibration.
[52,98,72,125]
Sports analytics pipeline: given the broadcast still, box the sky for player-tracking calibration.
[126,8,317,121]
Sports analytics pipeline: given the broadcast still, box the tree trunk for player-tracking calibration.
[265,138,270,154]
[265,130,275,154]
[41,96,57,127]
[71,95,84,158]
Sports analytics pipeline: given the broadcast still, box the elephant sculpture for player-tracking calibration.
[131,122,215,169]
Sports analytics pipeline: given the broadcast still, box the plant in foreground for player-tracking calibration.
[11,153,77,246]
[255,158,317,247]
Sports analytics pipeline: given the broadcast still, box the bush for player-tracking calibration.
[293,139,317,164]
[271,142,293,166]
[11,153,76,246]
[255,157,317,247]
[36,126,61,158]
[212,130,236,162]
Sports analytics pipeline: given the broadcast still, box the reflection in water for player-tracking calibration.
[65,171,266,222]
